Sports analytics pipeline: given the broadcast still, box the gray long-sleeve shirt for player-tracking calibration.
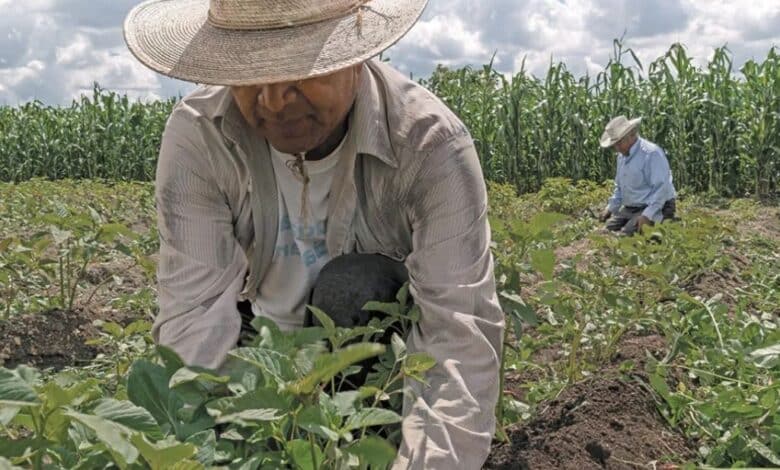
[153,59,504,469]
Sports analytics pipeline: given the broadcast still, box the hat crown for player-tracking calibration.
[208,0,367,30]
[605,115,630,139]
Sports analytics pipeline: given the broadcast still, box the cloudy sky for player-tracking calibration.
[0,0,778,105]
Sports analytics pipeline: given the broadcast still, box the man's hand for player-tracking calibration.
[599,209,612,223]
[636,215,653,233]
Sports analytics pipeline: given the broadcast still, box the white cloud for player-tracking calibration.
[0,0,778,105]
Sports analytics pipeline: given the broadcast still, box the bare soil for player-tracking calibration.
[0,258,151,371]
[487,333,696,469]
[0,309,102,370]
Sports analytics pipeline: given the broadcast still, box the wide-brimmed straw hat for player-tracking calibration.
[599,115,642,148]
[124,0,428,86]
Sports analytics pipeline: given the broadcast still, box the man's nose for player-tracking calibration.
[258,82,295,114]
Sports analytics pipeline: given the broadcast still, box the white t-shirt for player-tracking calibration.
[251,135,347,330]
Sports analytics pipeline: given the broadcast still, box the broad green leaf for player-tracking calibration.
[342,408,402,432]
[155,346,186,377]
[528,212,567,236]
[390,333,406,362]
[97,223,136,243]
[357,386,386,402]
[250,314,282,335]
[332,391,361,417]
[750,344,780,369]
[530,249,556,280]
[127,360,172,429]
[308,305,335,332]
[403,353,436,376]
[124,320,152,336]
[406,304,421,323]
[93,399,163,440]
[127,360,214,440]
[213,408,282,425]
[0,407,19,426]
[131,434,197,470]
[287,439,323,470]
[294,342,328,377]
[100,321,125,338]
[12,366,39,389]
[0,456,23,470]
[229,347,296,383]
[185,430,216,466]
[396,282,410,306]
[291,327,329,347]
[64,410,139,466]
[513,303,539,327]
[170,461,206,470]
[297,406,340,442]
[345,436,397,469]
[747,439,780,465]
[0,369,39,408]
[499,291,525,307]
[649,372,672,404]
[0,437,48,460]
[207,387,291,418]
[38,377,101,441]
[361,301,401,318]
[169,368,230,389]
[286,343,385,396]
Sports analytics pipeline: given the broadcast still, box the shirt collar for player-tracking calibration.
[625,137,641,158]
[215,61,398,169]
[349,63,397,168]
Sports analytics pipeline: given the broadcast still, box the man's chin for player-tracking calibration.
[262,135,316,155]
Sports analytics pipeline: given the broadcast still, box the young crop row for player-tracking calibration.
[1,42,778,198]
[1,179,778,468]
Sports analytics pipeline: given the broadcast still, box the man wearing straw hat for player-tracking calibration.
[598,115,677,235]
[124,0,503,468]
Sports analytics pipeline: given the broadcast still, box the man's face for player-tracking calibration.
[231,64,363,154]
[613,133,634,156]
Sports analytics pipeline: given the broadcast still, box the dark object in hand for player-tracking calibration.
[306,253,409,389]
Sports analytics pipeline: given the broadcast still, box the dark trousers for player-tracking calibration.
[606,199,677,235]
[237,253,408,344]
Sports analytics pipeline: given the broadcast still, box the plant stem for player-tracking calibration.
[495,324,511,442]
[308,433,319,470]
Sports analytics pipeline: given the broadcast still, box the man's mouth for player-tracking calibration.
[263,116,311,138]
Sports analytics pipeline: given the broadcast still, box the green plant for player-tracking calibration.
[0,289,433,469]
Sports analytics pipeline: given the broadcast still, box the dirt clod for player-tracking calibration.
[585,440,612,466]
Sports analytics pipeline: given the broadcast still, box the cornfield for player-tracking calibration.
[0,41,778,197]
[425,41,780,198]
[0,89,174,182]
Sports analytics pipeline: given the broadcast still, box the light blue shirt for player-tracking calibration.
[607,137,677,222]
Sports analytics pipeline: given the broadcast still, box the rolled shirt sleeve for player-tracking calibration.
[640,148,674,222]
[153,107,247,370]
[394,133,505,469]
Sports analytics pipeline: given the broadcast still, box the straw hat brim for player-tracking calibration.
[599,117,642,148]
[124,0,428,86]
